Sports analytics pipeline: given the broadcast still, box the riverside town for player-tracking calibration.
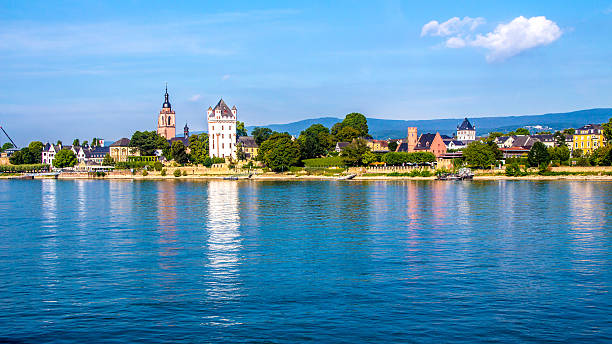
[3,3,612,343]
[1,85,611,180]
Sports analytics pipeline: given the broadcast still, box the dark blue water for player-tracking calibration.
[0,180,611,343]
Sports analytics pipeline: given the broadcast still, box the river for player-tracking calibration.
[0,180,610,342]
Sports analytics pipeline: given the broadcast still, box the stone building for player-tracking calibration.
[109,138,139,162]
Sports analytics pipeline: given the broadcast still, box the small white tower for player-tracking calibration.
[457,118,476,142]
[207,98,237,159]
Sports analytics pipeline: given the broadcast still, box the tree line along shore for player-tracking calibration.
[2,112,612,180]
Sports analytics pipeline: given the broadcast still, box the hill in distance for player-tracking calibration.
[244,108,612,140]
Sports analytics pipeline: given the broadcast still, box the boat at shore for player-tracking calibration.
[436,168,474,181]
[338,174,357,180]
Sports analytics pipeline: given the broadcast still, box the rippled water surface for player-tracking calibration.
[1,179,611,343]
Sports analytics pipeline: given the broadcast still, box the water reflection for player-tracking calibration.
[156,181,178,257]
[568,183,606,264]
[40,180,59,304]
[205,181,242,301]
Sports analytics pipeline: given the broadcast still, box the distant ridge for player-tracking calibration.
[243,108,612,139]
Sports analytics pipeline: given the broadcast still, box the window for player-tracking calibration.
[212,126,214,131]
[222,126,224,130]
[167,116,172,126]
[222,143,224,149]
[229,126,232,130]
[222,134,224,139]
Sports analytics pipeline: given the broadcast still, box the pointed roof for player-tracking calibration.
[162,84,171,109]
[211,98,234,117]
[458,118,475,131]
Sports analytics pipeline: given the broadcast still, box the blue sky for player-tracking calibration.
[1,0,612,145]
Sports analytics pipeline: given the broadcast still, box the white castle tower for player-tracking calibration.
[207,98,237,159]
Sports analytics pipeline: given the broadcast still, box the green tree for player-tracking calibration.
[487,141,502,160]
[188,133,209,164]
[82,140,89,147]
[562,128,575,135]
[509,128,530,136]
[331,112,370,141]
[361,151,378,165]
[170,141,189,164]
[463,141,496,168]
[589,145,612,166]
[258,133,301,172]
[236,142,247,161]
[91,138,99,147]
[527,141,550,167]
[342,112,369,137]
[485,132,505,142]
[236,121,248,137]
[2,142,14,151]
[341,138,370,166]
[56,140,63,146]
[53,149,77,168]
[553,131,567,147]
[252,127,274,145]
[573,149,583,158]
[602,117,612,143]
[387,141,398,152]
[102,153,115,166]
[9,148,35,165]
[130,131,169,156]
[28,141,44,164]
[335,126,361,143]
[298,123,333,159]
[548,145,570,163]
[73,139,80,146]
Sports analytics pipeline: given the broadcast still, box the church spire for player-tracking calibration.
[163,83,171,109]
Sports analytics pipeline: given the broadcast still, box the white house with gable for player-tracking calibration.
[207,98,237,159]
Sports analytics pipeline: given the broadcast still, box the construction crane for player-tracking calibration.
[0,126,18,149]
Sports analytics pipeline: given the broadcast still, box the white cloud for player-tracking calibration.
[445,36,466,48]
[222,74,231,80]
[421,16,485,37]
[422,16,562,62]
[189,94,201,102]
[469,16,562,61]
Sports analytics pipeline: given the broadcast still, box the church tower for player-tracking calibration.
[207,98,237,159]
[157,84,176,140]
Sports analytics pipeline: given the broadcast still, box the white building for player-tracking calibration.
[207,98,237,159]
[42,143,61,165]
[457,118,476,142]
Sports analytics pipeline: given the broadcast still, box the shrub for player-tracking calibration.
[576,157,591,167]
[95,171,106,178]
[303,156,346,167]
[505,163,527,177]
[381,152,436,166]
[182,170,187,176]
[173,169,181,177]
[142,170,148,176]
[0,164,49,173]
[153,161,163,171]
[160,169,167,176]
